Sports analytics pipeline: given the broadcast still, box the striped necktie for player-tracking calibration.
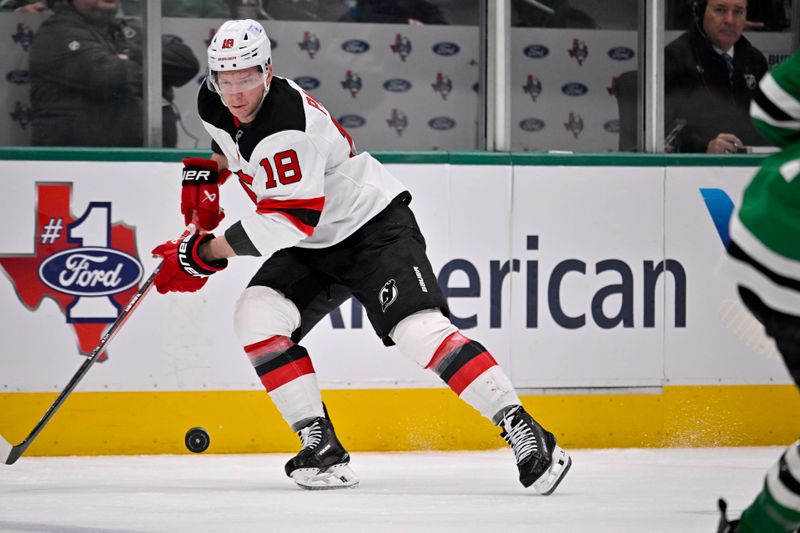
[721,52,734,85]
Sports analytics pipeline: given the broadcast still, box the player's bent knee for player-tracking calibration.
[390,308,458,367]
[234,286,301,346]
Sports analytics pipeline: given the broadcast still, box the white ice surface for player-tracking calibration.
[0,447,783,533]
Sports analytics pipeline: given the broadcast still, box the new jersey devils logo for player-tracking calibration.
[379,279,398,312]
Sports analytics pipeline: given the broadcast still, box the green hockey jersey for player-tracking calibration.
[750,51,800,148]
[724,51,800,317]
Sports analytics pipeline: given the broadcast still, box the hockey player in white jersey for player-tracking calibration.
[151,19,571,492]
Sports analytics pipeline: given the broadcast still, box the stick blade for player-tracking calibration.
[0,435,14,465]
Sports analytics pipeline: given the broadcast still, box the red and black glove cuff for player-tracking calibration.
[181,157,220,185]
[177,233,228,278]
[180,158,229,230]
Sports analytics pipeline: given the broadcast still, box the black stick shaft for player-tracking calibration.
[2,263,162,465]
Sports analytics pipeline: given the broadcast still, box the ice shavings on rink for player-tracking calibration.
[0,447,783,533]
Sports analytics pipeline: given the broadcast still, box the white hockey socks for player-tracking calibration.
[425,331,521,422]
[244,335,324,431]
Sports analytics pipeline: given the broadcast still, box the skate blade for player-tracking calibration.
[291,463,360,490]
[532,445,572,496]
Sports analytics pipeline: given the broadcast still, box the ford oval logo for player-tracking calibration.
[561,82,589,96]
[5,69,30,84]
[294,76,320,90]
[38,247,143,297]
[428,116,456,130]
[519,118,546,132]
[608,46,635,61]
[603,119,621,133]
[432,42,460,56]
[341,39,370,54]
[338,114,366,128]
[523,44,549,58]
[383,78,412,92]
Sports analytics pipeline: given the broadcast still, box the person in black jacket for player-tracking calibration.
[29,0,199,147]
[664,0,768,153]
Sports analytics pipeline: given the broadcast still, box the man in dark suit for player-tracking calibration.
[664,0,769,153]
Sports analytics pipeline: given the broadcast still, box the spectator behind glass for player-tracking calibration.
[339,0,447,24]
[664,0,768,153]
[29,0,199,147]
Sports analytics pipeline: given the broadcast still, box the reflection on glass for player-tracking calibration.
[164,0,479,151]
[23,0,198,147]
[510,0,639,152]
[338,0,448,24]
[511,0,596,28]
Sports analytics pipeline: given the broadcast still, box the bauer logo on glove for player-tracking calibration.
[151,232,227,294]
[180,157,229,232]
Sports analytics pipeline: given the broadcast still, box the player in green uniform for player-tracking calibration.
[717,51,800,533]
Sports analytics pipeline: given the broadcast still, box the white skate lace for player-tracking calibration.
[502,410,538,464]
[298,420,323,450]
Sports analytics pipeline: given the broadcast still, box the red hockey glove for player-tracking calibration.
[151,233,228,294]
[180,158,229,231]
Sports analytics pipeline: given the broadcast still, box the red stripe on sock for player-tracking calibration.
[244,335,294,362]
[447,352,497,395]
[260,356,315,392]
[425,331,471,370]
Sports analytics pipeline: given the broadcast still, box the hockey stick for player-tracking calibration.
[0,226,195,465]
[0,261,163,465]
[718,299,781,361]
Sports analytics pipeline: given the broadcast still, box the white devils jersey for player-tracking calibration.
[197,76,407,258]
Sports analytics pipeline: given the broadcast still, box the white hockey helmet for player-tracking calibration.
[207,19,272,95]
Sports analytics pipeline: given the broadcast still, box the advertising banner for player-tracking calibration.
[1,160,794,395]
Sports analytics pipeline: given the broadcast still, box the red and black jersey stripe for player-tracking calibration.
[426,332,497,395]
[256,196,325,236]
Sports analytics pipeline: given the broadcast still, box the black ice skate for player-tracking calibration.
[284,407,359,490]
[498,405,572,495]
[716,498,740,533]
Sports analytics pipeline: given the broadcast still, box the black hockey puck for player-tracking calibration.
[185,427,210,453]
